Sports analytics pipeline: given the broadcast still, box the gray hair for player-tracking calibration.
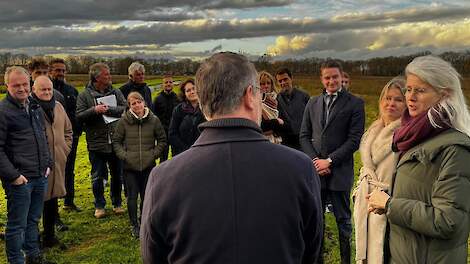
[4,66,30,85]
[195,52,258,118]
[89,63,109,82]
[128,62,145,78]
[406,55,470,137]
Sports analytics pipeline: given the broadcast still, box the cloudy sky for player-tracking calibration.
[1,0,469,60]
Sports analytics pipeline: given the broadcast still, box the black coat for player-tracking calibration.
[152,91,180,131]
[168,101,205,156]
[300,90,365,191]
[0,94,52,183]
[119,80,153,110]
[277,87,310,150]
[141,118,323,264]
[52,79,81,136]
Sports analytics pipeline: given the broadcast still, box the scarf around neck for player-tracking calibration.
[182,101,199,114]
[32,93,56,123]
[392,109,449,155]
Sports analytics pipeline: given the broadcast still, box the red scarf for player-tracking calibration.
[393,109,450,155]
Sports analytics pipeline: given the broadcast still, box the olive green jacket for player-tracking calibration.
[387,129,470,264]
[113,108,167,171]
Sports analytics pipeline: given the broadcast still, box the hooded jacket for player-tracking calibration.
[113,107,167,171]
[386,129,470,264]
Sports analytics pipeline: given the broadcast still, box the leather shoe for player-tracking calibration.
[94,208,106,219]
[63,203,82,212]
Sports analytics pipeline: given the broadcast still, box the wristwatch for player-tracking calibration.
[326,157,332,164]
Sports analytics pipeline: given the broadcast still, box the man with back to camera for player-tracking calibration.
[300,60,365,264]
[140,52,323,264]
[275,68,310,150]
[0,66,53,264]
[152,73,180,162]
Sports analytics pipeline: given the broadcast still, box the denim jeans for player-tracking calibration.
[4,176,47,264]
[88,151,123,209]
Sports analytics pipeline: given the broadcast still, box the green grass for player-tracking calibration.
[0,75,469,263]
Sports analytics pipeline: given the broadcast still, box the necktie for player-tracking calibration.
[326,94,336,121]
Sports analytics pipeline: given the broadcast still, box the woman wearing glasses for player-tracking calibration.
[368,56,470,263]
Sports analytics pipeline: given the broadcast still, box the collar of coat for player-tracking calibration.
[194,118,267,146]
[6,93,30,109]
[86,82,114,96]
[397,128,470,167]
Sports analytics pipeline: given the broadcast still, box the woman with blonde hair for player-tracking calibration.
[259,71,284,144]
[353,76,406,263]
[113,92,167,238]
[368,55,470,263]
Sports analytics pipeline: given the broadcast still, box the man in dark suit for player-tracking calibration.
[300,60,365,264]
[275,68,310,150]
[141,52,323,264]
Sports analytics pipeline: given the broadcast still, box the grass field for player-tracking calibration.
[0,75,469,263]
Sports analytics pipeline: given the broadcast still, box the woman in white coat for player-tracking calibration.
[353,77,406,263]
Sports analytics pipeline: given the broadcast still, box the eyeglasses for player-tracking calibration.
[406,87,437,95]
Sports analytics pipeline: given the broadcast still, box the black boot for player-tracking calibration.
[55,218,69,232]
[25,254,56,264]
[42,235,67,250]
[131,225,140,239]
[339,235,351,264]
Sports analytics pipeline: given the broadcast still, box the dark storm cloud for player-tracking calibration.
[0,0,292,27]
[1,5,469,49]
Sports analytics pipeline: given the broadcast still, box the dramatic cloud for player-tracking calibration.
[0,0,292,26]
[0,1,469,59]
[265,19,470,59]
[1,5,469,50]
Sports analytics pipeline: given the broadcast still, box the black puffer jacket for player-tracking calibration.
[76,82,126,153]
[168,101,205,156]
[152,91,180,131]
[0,94,52,183]
[113,108,167,171]
[119,80,153,110]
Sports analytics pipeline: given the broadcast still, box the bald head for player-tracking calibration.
[33,76,53,101]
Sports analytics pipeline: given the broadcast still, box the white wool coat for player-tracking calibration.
[353,119,400,264]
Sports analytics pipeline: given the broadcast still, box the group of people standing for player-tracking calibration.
[140,52,470,264]
[77,62,207,239]
[0,58,205,263]
[0,51,469,264]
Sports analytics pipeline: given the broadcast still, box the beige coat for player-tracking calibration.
[353,119,400,264]
[44,102,73,201]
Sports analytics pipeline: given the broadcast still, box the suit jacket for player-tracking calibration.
[141,118,323,264]
[277,87,310,150]
[300,90,365,191]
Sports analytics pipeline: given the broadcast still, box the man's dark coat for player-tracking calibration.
[300,90,365,191]
[141,118,323,264]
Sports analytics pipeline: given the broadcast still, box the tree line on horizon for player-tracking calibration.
[0,50,469,78]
